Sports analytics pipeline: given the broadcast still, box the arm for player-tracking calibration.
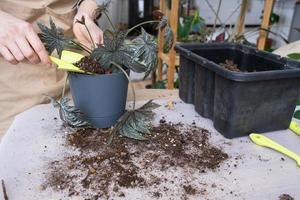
[0,10,50,65]
[73,0,104,46]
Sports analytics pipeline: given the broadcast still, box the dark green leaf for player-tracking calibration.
[47,96,91,128]
[92,31,150,72]
[297,98,300,106]
[178,16,193,41]
[294,110,300,120]
[139,100,160,111]
[38,17,76,57]
[131,28,158,74]
[109,100,160,142]
[91,31,129,68]
[163,26,174,53]
[287,53,300,60]
[150,80,167,89]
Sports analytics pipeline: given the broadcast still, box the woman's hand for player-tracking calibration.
[73,0,103,48]
[0,11,50,65]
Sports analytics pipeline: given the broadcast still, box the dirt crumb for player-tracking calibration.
[183,185,197,195]
[279,194,294,200]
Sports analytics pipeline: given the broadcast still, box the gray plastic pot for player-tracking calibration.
[69,71,129,128]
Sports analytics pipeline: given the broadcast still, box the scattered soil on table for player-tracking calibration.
[220,59,256,73]
[182,185,197,195]
[279,194,294,200]
[74,56,112,74]
[43,121,229,199]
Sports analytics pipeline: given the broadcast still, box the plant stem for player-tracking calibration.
[1,180,8,200]
[61,73,69,99]
[126,20,160,36]
[71,40,92,54]
[84,24,96,48]
[211,0,222,41]
[111,62,136,110]
[103,11,117,32]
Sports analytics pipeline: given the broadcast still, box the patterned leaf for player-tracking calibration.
[92,31,149,72]
[163,26,174,53]
[38,18,76,57]
[109,100,160,143]
[131,28,158,75]
[91,31,127,68]
[47,96,91,128]
[158,16,168,29]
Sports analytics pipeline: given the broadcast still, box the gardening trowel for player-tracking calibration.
[49,50,86,73]
[290,121,300,136]
[250,133,300,167]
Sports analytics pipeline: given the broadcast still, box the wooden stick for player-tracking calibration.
[257,0,275,50]
[235,0,249,36]
[167,0,179,89]
[157,0,166,81]
[1,180,9,200]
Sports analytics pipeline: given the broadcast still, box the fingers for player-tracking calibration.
[99,30,104,45]
[73,25,91,47]
[90,24,103,45]
[6,42,25,62]
[0,44,18,64]
[15,37,40,64]
[73,19,104,47]
[25,27,50,65]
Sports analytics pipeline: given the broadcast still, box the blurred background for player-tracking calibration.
[97,0,300,88]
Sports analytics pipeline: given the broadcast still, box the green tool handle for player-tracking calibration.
[250,133,300,167]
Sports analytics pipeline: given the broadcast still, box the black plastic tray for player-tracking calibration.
[175,43,300,138]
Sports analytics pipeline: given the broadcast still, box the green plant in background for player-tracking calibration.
[287,53,300,120]
[269,12,280,25]
[38,1,174,142]
[294,98,300,120]
[177,11,209,42]
[178,15,193,41]
[148,65,179,89]
[287,53,300,61]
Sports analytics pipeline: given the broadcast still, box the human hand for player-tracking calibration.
[73,0,104,48]
[0,11,50,65]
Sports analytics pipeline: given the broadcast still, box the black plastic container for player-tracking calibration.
[175,43,300,139]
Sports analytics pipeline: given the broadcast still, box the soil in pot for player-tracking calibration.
[74,56,112,74]
[42,121,230,199]
[219,59,257,73]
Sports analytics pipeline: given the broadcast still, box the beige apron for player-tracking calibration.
[0,0,77,137]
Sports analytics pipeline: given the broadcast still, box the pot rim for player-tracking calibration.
[69,68,130,78]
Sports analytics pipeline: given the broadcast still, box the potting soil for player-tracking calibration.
[43,122,228,199]
[75,56,112,74]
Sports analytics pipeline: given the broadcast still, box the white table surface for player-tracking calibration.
[0,100,300,200]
